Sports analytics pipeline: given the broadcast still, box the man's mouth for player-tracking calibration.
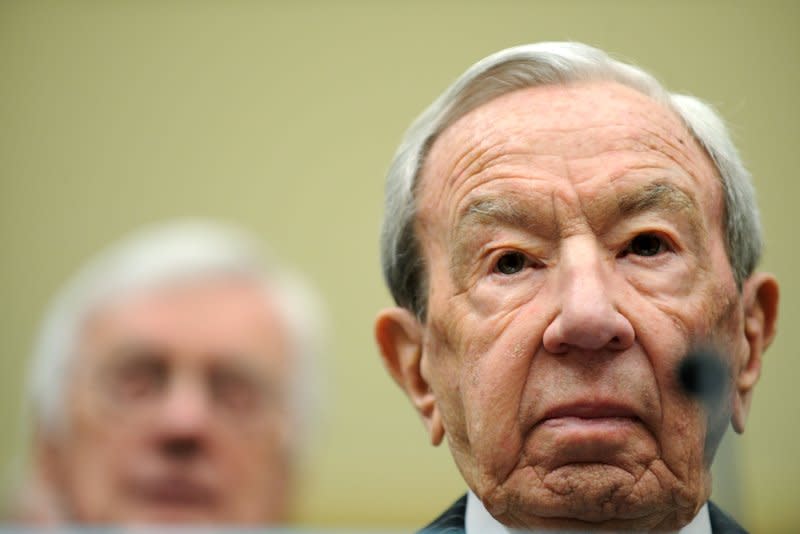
[529,401,653,466]
[536,402,644,434]
[540,401,641,422]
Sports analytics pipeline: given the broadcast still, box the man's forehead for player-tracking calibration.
[94,277,279,325]
[417,81,717,219]
[78,278,292,366]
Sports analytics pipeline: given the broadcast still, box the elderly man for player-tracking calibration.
[375,42,779,532]
[22,220,323,524]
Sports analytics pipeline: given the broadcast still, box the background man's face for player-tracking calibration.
[413,82,753,529]
[42,277,295,523]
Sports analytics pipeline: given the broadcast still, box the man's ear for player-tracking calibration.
[26,427,67,519]
[731,272,779,434]
[375,307,444,446]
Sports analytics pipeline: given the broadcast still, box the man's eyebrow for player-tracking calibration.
[616,182,697,217]
[456,193,552,235]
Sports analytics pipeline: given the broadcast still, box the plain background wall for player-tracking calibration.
[1,1,797,530]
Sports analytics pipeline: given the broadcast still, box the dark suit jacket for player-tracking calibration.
[419,495,747,533]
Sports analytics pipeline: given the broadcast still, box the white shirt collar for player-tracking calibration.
[465,490,712,534]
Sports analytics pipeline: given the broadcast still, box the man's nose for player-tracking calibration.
[542,240,635,354]
[154,379,213,456]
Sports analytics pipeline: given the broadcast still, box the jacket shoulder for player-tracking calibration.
[709,500,748,534]
[418,494,467,534]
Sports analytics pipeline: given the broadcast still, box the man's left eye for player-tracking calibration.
[494,251,528,275]
[624,233,668,257]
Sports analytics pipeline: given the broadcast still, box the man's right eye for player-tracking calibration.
[494,251,528,275]
[112,360,165,400]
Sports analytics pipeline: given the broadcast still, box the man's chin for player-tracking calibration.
[482,463,702,531]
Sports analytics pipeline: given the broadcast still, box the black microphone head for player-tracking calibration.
[677,348,729,408]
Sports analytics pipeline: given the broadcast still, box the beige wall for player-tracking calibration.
[1,1,797,530]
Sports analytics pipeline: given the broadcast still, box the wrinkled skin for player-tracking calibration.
[376,82,778,530]
[38,277,296,524]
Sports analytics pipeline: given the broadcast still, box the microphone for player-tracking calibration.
[677,347,734,457]
[676,348,729,410]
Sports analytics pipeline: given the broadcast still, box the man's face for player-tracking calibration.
[42,277,295,524]
[395,82,761,529]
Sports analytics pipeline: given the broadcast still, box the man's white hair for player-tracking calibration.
[28,219,326,450]
[381,41,762,318]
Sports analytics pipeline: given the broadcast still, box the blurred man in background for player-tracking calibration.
[16,219,325,524]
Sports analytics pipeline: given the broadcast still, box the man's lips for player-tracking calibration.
[526,401,656,468]
[538,402,642,426]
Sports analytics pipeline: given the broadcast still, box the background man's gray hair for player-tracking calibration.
[381,41,762,319]
[28,219,326,450]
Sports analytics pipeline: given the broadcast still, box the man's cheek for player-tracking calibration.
[456,332,546,482]
[656,390,709,482]
[470,278,546,320]
[428,289,551,470]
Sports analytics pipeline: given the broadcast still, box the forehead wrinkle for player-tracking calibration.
[446,136,526,189]
[418,134,514,244]
[635,122,710,179]
[424,121,527,197]
[434,150,541,225]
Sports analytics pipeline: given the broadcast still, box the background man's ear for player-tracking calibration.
[25,428,67,520]
[375,307,444,446]
[732,272,779,434]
